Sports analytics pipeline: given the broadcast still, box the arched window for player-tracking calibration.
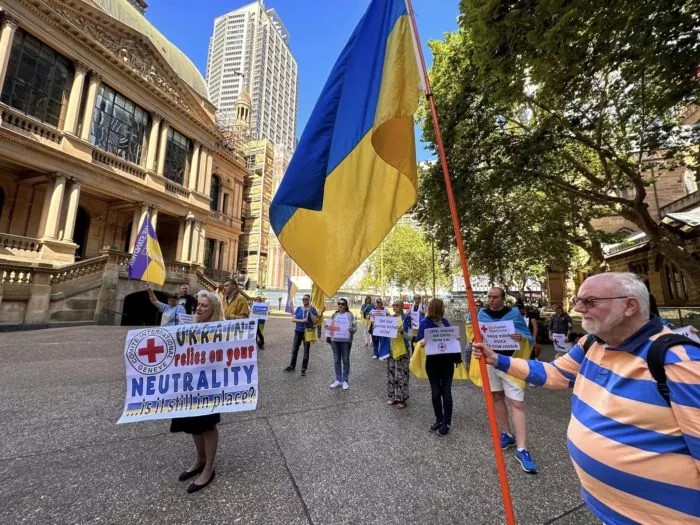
[210,174,221,211]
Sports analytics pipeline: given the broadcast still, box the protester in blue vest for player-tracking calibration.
[283,294,318,376]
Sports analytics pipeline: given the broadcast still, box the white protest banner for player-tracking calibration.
[410,308,422,329]
[372,316,398,338]
[117,318,259,424]
[325,317,350,339]
[425,326,460,355]
[177,313,194,325]
[370,308,386,321]
[672,325,700,343]
[552,333,570,352]
[251,303,270,320]
[479,321,520,352]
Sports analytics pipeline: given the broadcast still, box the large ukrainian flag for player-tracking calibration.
[270,0,421,297]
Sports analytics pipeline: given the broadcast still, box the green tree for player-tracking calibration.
[420,1,700,287]
[363,225,449,295]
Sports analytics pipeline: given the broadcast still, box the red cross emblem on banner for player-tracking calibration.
[326,321,342,337]
[438,342,447,352]
[481,325,489,333]
[138,338,165,363]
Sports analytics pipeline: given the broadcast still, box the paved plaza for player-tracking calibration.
[0,317,597,524]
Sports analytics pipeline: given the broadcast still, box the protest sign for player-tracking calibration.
[324,317,350,339]
[479,321,519,352]
[177,313,194,325]
[372,316,398,338]
[370,308,386,321]
[552,333,570,352]
[251,303,270,320]
[117,319,258,424]
[672,325,700,343]
[425,326,460,355]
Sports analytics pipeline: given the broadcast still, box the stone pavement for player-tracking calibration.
[0,318,597,525]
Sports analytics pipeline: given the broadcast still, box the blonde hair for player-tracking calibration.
[196,291,225,322]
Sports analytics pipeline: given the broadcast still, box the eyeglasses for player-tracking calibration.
[302,298,310,301]
[572,296,629,308]
[337,302,347,306]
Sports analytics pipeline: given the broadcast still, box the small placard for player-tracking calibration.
[424,326,461,355]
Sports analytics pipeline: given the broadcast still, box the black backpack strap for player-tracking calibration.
[581,334,597,354]
[647,334,694,406]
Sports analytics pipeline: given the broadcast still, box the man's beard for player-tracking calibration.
[581,309,625,338]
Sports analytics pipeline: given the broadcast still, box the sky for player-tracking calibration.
[145,0,461,161]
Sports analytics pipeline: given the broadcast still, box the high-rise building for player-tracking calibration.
[206,1,297,151]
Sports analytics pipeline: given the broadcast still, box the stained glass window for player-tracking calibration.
[1,29,73,127]
[163,128,191,185]
[90,84,149,164]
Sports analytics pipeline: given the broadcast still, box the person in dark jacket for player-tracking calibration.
[416,298,461,436]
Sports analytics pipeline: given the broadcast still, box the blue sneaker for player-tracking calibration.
[515,449,538,473]
[500,432,516,450]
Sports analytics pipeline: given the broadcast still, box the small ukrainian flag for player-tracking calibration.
[128,214,166,285]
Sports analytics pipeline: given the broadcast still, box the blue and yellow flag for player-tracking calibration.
[270,0,421,297]
[128,214,166,285]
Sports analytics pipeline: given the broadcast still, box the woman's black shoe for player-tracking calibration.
[186,470,216,494]
[428,421,442,433]
[178,464,204,481]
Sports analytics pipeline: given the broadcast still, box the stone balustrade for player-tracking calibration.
[91,148,146,179]
[49,255,108,284]
[0,103,63,144]
[0,233,42,257]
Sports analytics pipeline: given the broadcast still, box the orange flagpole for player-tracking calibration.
[405,1,517,523]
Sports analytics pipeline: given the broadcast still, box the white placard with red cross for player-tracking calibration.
[479,320,520,352]
[117,319,259,424]
[372,315,399,338]
[324,317,350,339]
[424,326,461,355]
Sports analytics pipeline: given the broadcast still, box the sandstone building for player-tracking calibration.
[0,0,246,327]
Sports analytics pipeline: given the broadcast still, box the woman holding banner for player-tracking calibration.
[328,298,356,390]
[386,300,413,408]
[170,290,224,493]
[360,295,374,347]
[369,298,390,360]
[416,298,460,436]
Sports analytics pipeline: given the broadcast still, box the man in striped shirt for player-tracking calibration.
[474,272,699,524]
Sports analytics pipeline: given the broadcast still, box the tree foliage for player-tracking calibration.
[418,0,700,287]
[361,225,450,294]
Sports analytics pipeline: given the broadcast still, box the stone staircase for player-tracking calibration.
[0,250,206,330]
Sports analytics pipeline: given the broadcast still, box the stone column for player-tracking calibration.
[150,207,158,232]
[38,175,67,240]
[181,214,194,262]
[79,72,101,140]
[212,240,221,270]
[63,62,87,134]
[156,122,169,176]
[188,143,200,191]
[197,149,209,194]
[197,223,206,265]
[205,153,214,196]
[175,219,185,262]
[128,203,148,252]
[0,15,18,91]
[145,113,162,171]
[60,180,81,241]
